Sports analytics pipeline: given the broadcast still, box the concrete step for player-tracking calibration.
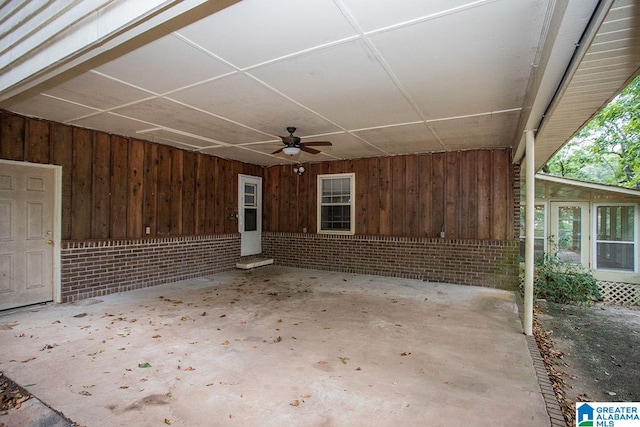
[236,257,274,270]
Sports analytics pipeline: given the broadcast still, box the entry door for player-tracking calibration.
[550,202,590,267]
[0,163,55,310]
[239,175,262,256]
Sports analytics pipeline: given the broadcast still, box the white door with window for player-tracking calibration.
[239,175,262,256]
[550,202,590,267]
[1,162,57,310]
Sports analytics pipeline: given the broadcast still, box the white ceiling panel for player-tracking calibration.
[141,129,225,149]
[307,132,386,159]
[429,110,521,150]
[251,39,421,129]
[173,0,358,69]
[369,0,549,119]
[110,98,271,144]
[340,0,480,33]
[70,112,160,139]
[93,31,236,94]
[3,94,100,124]
[43,71,154,110]
[353,123,443,155]
[169,74,341,137]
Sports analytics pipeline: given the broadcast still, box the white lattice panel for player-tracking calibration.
[598,281,640,306]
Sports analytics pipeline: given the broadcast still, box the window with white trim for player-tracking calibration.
[317,173,355,234]
[595,204,636,271]
[519,204,546,261]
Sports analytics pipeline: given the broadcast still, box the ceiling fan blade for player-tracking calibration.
[302,141,332,147]
[271,147,284,154]
[300,146,321,155]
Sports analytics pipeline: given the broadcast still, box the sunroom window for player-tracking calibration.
[519,204,546,261]
[595,205,636,271]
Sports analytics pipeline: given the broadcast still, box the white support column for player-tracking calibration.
[523,130,535,336]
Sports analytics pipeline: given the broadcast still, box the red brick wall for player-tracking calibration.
[61,235,240,302]
[263,232,519,290]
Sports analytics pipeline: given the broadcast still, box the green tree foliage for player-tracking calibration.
[544,74,640,189]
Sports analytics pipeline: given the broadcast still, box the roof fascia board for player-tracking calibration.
[513,0,614,164]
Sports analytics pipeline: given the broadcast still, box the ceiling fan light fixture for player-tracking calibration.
[283,146,300,156]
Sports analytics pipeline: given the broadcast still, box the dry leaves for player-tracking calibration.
[533,306,575,427]
[0,373,31,412]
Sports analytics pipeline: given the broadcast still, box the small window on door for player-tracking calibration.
[244,183,258,232]
[317,173,355,235]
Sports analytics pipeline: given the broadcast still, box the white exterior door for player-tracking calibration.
[550,202,590,267]
[1,162,56,310]
[239,175,262,256]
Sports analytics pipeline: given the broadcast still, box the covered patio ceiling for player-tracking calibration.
[0,0,638,167]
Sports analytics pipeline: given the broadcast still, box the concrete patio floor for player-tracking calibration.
[0,266,549,426]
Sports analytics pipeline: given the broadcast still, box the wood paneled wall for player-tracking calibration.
[0,111,261,240]
[263,149,516,240]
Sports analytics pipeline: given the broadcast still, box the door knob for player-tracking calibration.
[46,240,53,245]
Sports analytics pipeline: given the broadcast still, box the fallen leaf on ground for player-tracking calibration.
[339,357,349,364]
[400,352,411,356]
[79,390,92,396]
[183,366,195,371]
[152,335,161,339]
[164,418,175,425]
[138,362,151,368]
[180,316,191,321]
[301,394,311,398]
[40,344,58,351]
[73,313,87,318]
[290,400,300,407]
[273,336,282,343]
[221,340,230,346]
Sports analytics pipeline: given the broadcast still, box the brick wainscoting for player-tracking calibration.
[61,235,240,302]
[263,232,520,290]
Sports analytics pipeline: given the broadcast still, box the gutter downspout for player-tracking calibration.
[524,130,536,336]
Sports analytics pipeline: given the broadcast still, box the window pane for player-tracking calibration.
[596,205,635,271]
[519,205,545,239]
[519,238,545,262]
[244,184,257,207]
[321,205,351,231]
[597,206,634,241]
[596,242,634,271]
[557,206,582,264]
[244,208,257,231]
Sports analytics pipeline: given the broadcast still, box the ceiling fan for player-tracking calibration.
[272,127,332,156]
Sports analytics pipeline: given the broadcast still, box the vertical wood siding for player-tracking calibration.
[1,110,515,242]
[263,149,516,240]
[0,111,261,240]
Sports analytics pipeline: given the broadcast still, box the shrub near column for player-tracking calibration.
[521,241,601,305]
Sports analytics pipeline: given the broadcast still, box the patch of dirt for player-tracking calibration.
[535,302,640,426]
